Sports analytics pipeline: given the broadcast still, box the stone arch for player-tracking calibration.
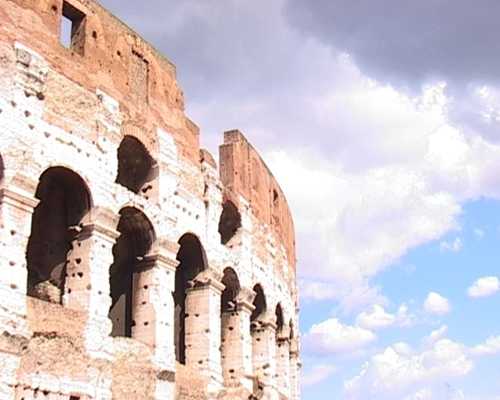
[221,267,241,312]
[275,303,284,334]
[109,206,156,337]
[0,153,4,184]
[116,135,158,197]
[218,201,241,245]
[26,167,93,304]
[251,284,267,324]
[174,233,207,364]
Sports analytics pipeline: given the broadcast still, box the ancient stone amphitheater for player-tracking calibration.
[0,1,300,399]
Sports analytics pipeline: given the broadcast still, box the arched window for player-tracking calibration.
[251,284,267,324]
[0,153,4,184]
[109,207,155,337]
[26,167,92,304]
[218,201,241,245]
[221,267,240,312]
[275,303,284,334]
[174,233,207,364]
[116,135,157,196]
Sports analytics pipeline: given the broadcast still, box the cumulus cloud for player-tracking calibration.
[470,336,500,356]
[423,292,451,316]
[303,318,376,355]
[467,276,500,298]
[356,305,396,330]
[301,364,336,387]
[422,325,448,347]
[344,339,473,399]
[355,304,415,331]
[439,237,463,253]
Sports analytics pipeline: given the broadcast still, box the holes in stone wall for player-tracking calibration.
[174,233,207,364]
[218,201,241,245]
[109,207,155,337]
[116,135,157,196]
[60,1,86,55]
[26,167,92,304]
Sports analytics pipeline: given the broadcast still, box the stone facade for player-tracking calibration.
[0,0,300,399]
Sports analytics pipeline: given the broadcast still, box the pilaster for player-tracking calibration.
[221,289,255,391]
[185,268,225,393]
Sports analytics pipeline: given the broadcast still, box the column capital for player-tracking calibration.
[0,186,39,212]
[191,267,225,292]
[82,206,120,240]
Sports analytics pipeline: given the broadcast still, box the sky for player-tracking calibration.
[99,1,500,398]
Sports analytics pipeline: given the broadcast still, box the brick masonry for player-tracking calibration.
[0,1,300,399]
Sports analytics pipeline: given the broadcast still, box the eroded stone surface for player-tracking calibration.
[0,1,300,399]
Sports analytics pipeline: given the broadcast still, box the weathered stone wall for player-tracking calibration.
[0,1,300,399]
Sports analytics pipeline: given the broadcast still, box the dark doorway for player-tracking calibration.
[26,167,92,303]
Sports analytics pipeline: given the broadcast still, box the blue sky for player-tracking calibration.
[99,1,500,398]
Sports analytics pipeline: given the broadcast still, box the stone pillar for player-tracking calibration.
[0,184,38,399]
[131,246,178,370]
[276,326,291,398]
[185,269,224,392]
[221,291,255,391]
[130,243,179,400]
[63,207,119,358]
[252,321,278,400]
[289,339,301,400]
[0,186,38,335]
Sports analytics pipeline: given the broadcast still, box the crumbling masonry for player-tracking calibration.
[0,0,300,399]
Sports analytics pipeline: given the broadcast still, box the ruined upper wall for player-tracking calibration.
[220,130,296,271]
[1,0,297,273]
[2,0,199,160]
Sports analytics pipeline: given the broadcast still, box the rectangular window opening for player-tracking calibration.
[60,1,86,55]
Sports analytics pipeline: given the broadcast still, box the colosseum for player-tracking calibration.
[0,1,300,399]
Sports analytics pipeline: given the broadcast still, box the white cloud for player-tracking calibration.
[473,228,485,239]
[344,338,472,399]
[356,305,396,330]
[301,364,336,387]
[422,325,448,347]
[303,318,376,355]
[423,292,451,316]
[467,276,500,298]
[470,336,500,356]
[355,303,416,331]
[439,237,463,252]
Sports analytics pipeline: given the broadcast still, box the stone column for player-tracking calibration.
[276,326,291,398]
[252,320,278,400]
[131,245,178,370]
[130,242,179,400]
[63,207,119,358]
[289,339,301,400]
[0,186,39,334]
[185,269,225,392]
[0,184,38,399]
[221,289,255,391]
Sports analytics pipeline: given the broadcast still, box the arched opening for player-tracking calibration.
[221,267,240,312]
[220,267,242,382]
[0,153,4,184]
[251,284,267,324]
[275,303,284,334]
[26,167,92,303]
[218,201,241,245]
[174,233,207,364]
[116,135,157,196]
[109,207,155,337]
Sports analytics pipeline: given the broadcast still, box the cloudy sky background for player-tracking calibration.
[100,1,500,398]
